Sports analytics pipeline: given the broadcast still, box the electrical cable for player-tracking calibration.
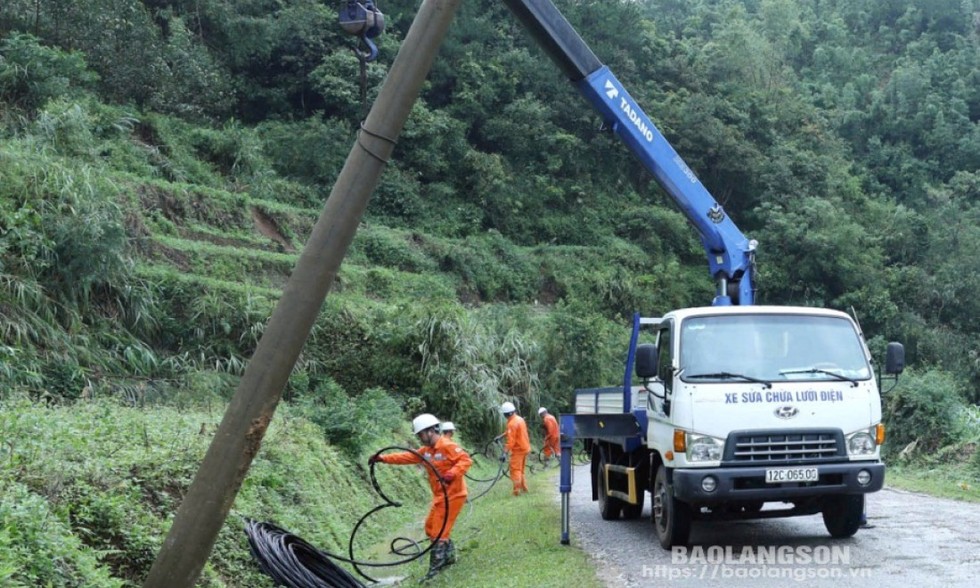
[245,520,365,588]
[463,437,504,483]
[245,446,448,587]
[462,436,509,501]
[528,447,560,475]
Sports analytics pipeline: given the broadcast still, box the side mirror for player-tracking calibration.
[635,344,658,379]
[885,342,905,375]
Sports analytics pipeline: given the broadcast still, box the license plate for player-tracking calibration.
[765,467,818,483]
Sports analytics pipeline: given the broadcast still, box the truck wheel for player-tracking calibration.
[596,458,623,520]
[622,490,645,520]
[652,465,691,548]
[822,495,863,538]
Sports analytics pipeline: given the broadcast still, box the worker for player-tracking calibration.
[369,413,472,579]
[538,407,560,462]
[440,421,456,439]
[500,401,530,496]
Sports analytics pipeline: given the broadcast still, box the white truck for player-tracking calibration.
[573,306,904,547]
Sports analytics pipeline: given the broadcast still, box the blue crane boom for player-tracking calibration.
[502,0,756,306]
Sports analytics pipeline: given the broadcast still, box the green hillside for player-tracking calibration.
[1,0,979,585]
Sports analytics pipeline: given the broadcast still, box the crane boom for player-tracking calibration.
[502,0,756,305]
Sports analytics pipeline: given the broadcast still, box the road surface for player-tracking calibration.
[556,464,980,587]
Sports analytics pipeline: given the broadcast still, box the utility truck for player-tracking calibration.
[572,307,903,548]
[491,0,906,547]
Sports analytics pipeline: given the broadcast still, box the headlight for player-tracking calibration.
[687,434,724,462]
[846,430,876,456]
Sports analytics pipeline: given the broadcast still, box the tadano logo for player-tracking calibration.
[603,79,654,143]
[604,80,619,100]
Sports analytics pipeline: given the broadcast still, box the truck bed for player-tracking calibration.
[574,386,647,415]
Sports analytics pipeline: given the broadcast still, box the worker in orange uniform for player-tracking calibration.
[539,407,561,462]
[370,414,472,579]
[500,401,530,496]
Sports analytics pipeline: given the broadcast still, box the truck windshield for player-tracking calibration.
[679,314,871,383]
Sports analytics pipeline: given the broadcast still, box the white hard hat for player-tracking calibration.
[500,401,516,414]
[412,413,440,435]
[440,421,456,432]
[538,407,547,415]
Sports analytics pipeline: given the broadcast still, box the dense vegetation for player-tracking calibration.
[1,0,979,585]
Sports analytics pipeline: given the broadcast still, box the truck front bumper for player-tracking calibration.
[671,461,884,503]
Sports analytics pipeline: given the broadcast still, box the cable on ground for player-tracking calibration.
[245,446,447,587]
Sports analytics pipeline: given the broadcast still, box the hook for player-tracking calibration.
[339,0,385,62]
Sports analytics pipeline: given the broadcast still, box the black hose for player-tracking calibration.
[245,520,365,588]
[463,437,505,483]
[460,437,508,501]
[245,446,448,587]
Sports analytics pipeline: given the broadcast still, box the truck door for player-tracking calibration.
[646,321,673,418]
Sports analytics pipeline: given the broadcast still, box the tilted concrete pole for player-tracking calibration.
[142,1,462,585]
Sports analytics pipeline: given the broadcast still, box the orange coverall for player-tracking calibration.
[542,412,560,459]
[379,435,472,541]
[504,414,531,495]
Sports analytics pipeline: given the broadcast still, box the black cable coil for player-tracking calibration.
[245,519,365,588]
[245,445,445,586]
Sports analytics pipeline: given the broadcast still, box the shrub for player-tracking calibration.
[355,227,436,273]
[0,481,123,588]
[439,232,538,302]
[417,305,541,442]
[883,368,968,458]
[0,33,96,114]
[0,138,133,316]
[531,300,625,412]
[256,117,353,193]
[300,297,425,397]
[370,167,425,223]
[291,379,405,456]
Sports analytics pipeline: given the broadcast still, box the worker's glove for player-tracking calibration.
[499,453,508,463]
[368,452,382,465]
[441,471,456,484]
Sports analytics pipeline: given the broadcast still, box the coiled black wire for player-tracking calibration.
[245,520,365,588]
[462,436,508,501]
[245,446,447,587]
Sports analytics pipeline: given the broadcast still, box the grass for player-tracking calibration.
[885,463,980,503]
[135,263,283,299]
[0,397,603,587]
[0,398,432,587]
[371,461,604,588]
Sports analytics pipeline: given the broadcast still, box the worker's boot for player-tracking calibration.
[444,539,458,565]
[422,541,448,582]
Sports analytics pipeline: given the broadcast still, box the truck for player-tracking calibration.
[494,0,906,547]
[572,307,904,548]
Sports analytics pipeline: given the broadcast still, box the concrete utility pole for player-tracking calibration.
[142,1,462,585]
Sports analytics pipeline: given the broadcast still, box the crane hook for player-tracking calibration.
[339,0,385,62]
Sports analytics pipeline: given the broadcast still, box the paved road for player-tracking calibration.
[555,465,980,587]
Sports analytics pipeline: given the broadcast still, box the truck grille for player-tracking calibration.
[725,429,845,464]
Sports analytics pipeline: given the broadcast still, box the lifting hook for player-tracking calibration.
[339,0,386,62]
